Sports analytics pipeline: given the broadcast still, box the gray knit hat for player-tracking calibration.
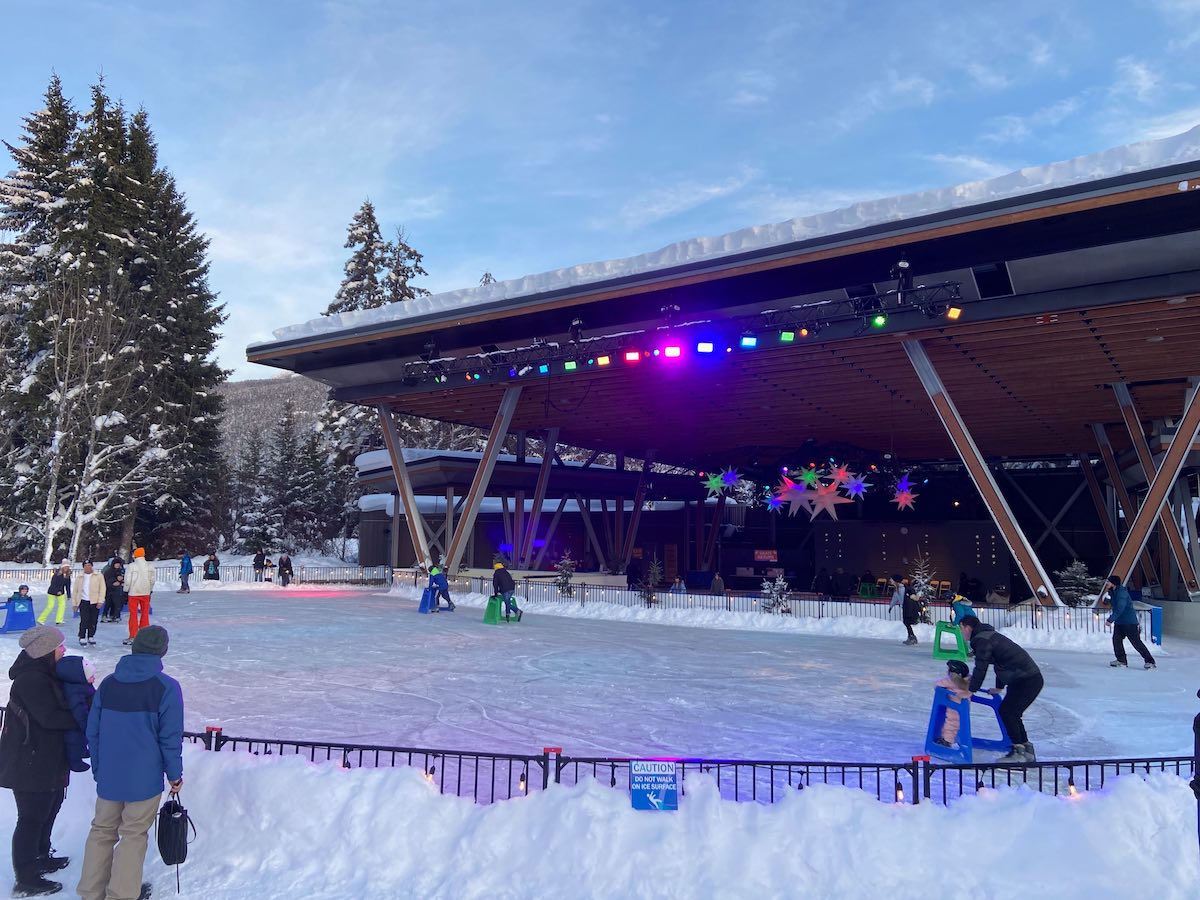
[131,625,169,657]
[19,625,65,659]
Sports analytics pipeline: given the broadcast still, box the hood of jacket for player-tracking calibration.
[54,655,88,685]
[112,653,164,683]
[8,650,55,681]
[969,622,996,639]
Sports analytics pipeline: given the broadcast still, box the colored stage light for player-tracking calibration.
[946,305,962,320]
[508,367,518,377]
[473,373,481,380]
[664,345,681,358]
[597,355,611,366]
[798,327,809,338]
[740,334,758,349]
[697,341,714,353]
[564,360,577,371]
[652,349,660,357]
[538,364,549,374]
[779,330,795,343]
[871,313,887,328]
[624,351,640,363]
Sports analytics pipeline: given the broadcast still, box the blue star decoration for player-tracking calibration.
[895,473,913,493]
[845,475,871,498]
[766,495,785,512]
[721,467,741,486]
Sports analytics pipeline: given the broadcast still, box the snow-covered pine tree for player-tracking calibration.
[479,271,496,285]
[760,573,791,613]
[325,200,390,316]
[1053,560,1103,607]
[293,429,343,553]
[383,226,430,304]
[233,433,276,553]
[908,550,937,623]
[555,552,576,597]
[267,399,305,548]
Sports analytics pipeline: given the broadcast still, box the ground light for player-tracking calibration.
[779,330,795,343]
[624,350,640,363]
[872,313,888,328]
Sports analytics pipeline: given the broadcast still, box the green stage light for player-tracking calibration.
[779,330,795,343]
[871,313,888,328]
[564,360,578,371]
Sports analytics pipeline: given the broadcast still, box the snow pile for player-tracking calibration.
[393,585,1136,654]
[264,126,1200,346]
[7,745,1195,899]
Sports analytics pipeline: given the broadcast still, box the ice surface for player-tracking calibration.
[262,126,1200,347]
[2,584,1194,762]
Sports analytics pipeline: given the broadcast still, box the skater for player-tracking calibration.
[278,552,294,587]
[72,560,106,648]
[1102,575,1156,669]
[54,655,96,773]
[428,564,455,612]
[202,553,220,581]
[252,548,266,582]
[901,583,921,645]
[7,584,32,606]
[669,577,686,594]
[78,626,183,900]
[123,548,155,646]
[38,561,72,626]
[950,593,975,624]
[263,557,275,583]
[492,560,520,621]
[101,557,125,623]
[0,625,76,897]
[933,659,972,748]
[178,552,193,593]
[959,615,1043,763]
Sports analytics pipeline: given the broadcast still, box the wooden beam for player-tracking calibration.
[999,470,1081,558]
[1111,383,1200,591]
[576,494,607,573]
[443,386,523,572]
[903,340,1063,605]
[1079,455,1120,555]
[376,407,431,566]
[620,452,656,570]
[532,496,571,570]
[703,494,727,571]
[1092,423,1160,587]
[520,428,559,567]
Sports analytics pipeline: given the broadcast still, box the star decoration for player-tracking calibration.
[895,473,913,493]
[702,472,726,497]
[808,482,854,520]
[766,495,785,512]
[781,486,812,517]
[720,467,741,486]
[892,489,918,510]
[799,467,821,487]
[845,475,871,498]
[830,464,853,486]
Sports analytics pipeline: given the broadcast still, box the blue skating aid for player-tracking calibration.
[924,686,1012,763]
[0,597,37,633]
[418,587,435,614]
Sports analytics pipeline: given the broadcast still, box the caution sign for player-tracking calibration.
[630,759,679,811]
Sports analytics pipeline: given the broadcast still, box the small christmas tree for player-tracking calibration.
[909,551,937,624]
[760,573,791,614]
[1053,560,1103,607]
[639,556,663,606]
[555,552,576,597]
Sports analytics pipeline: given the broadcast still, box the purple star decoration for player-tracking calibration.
[895,474,913,493]
[846,475,870,498]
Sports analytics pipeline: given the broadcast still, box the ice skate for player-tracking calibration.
[1143,662,1156,669]
[1109,659,1127,668]
[37,853,69,874]
[516,609,523,622]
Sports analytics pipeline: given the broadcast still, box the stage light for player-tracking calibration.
[871,313,887,328]
[597,355,611,366]
[697,341,715,353]
[779,330,795,343]
[569,318,585,343]
[564,360,577,371]
[624,351,640,363]
[464,374,472,382]
[538,364,549,375]
[664,345,681,358]
[798,327,809,338]
[508,367,518,378]
[946,305,962,320]
[652,349,660,357]
[740,334,758,349]
[472,373,481,380]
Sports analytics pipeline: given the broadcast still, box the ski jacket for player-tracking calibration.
[493,566,515,595]
[54,655,95,772]
[87,653,183,802]
[47,571,71,597]
[1105,585,1138,625]
[902,592,921,626]
[71,572,106,608]
[7,591,30,604]
[125,557,155,596]
[252,552,266,570]
[203,557,220,578]
[967,623,1041,692]
[278,556,294,577]
[951,599,975,624]
[429,569,450,593]
[179,555,193,576]
[0,651,76,792]
[102,562,126,596]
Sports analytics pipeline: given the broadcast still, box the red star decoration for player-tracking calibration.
[892,489,918,510]
[830,464,853,486]
[808,482,854,520]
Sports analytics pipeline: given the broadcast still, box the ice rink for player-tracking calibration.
[3,585,1196,762]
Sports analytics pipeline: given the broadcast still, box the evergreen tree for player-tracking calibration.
[760,573,791,613]
[233,434,276,552]
[1054,560,1103,607]
[268,400,304,546]
[639,556,664,606]
[324,200,389,315]
[909,551,938,601]
[293,429,342,551]
[555,552,576,597]
[383,226,429,304]
[479,271,496,286]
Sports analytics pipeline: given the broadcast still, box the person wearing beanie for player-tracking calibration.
[958,615,1044,763]
[72,559,106,649]
[1101,575,1156,669]
[123,547,156,645]
[933,659,972,748]
[79,625,183,900]
[0,625,77,895]
[492,560,520,621]
[38,561,72,627]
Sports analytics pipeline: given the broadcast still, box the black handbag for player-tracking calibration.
[156,791,195,891]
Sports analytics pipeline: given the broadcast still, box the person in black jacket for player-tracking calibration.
[492,560,521,621]
[901,589,921,645]
[100,557,126,623]
[38,562,72,626]
[0,625,77,896]
[202,553,221,581]
[252,549,266,582]
[959,615,1044,764]
[278,552,295,588]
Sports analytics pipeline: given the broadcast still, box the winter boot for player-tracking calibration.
[36,854,69,874]
[139,882,152,899]
[995,743,1028,765]
[1109,659,1127,668]
[1022,742,1036,762]
[446,603,455,612]
[11,874,63,896]
[1144,662,1157,669]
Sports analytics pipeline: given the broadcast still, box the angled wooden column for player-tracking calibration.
[999,470,1082,557]
[619,451,656,571]
[903,340,1062,605]
[377,407,431,566]
[576,495,608,573]
[1180,481,1200,578]
[514,490,525,568]
[1079,455,1120,556]
[1112,383,1200,591]
[445,488,456,555]
[520,428,559,568]
[703,494,727,571]
[694,500,705,570]
[1107,381,1200,588]
[532,495,571,569]
[1092,423,1159,586]
[444,386,523,573]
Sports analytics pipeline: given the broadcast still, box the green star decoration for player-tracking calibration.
[703,472,726,497]
[799,467,821,487]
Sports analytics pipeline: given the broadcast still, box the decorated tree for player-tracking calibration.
[639,556,663,606]
[555,552,576,598]
[760,573,791,614]
[909,551,937,623]
[1053,560,1104,607]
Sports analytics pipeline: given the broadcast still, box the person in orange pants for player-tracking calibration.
[123,547,156,645]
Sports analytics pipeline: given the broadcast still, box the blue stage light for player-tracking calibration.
[697,342,715,353]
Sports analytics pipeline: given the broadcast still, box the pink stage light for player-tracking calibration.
[664,345,681,358]
[624,351,640,363]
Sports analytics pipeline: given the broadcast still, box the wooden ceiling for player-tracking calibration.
[377,294,1200,467]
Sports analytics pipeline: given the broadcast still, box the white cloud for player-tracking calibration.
[1125,105,1200,141]
[919,154,1013,180]
[601,169,760,230]
[725,70,777,107]
[1153,0,1200,50]
[964,62,1010,91]
[984,97,1082,143]
[1111,57,1161,102]
[831,72,937,133]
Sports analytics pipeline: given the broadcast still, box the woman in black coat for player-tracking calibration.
[0,625,77,894]
[902,590,921,646]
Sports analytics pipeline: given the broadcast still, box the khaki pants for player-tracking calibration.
[77,794,160,900]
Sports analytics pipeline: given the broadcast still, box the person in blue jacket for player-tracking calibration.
[178,552,193,594]
[427,565,455,611]
[1102,575,1156,669]
[53,655,96,773]
[78,625,183,900]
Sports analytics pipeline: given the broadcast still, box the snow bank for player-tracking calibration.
[265,126,1200,346]
[393,586,1135,654]
[8,745,1194,899]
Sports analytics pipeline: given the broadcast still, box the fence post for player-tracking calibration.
[912,756,931,804]
[542,747,559,790]
[1191,689,1199,855]
[204,725,222,751]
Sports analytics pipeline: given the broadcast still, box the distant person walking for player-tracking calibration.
[252,549,266,582]
[959,615,1043,763]
[124,548,155,646]
[78,626,183,900]
[202,553,220,581]
[178,552,193,594]
[888,574,906,615]
[1102,575,1156,669]
[277,552,294,588]
[38,561,72,626]
[72,560,106,648]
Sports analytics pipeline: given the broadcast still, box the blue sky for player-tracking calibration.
[3,0,1199,379]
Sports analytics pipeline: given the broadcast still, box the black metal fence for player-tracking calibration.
[0,564,393,586]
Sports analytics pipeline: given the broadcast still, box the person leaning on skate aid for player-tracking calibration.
[958,615,1044,764]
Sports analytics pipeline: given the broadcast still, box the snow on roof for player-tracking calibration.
[354,448,617,473]
[262,126,1200,348]
[357,492,682,516]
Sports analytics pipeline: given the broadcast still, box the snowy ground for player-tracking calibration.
[3,583,1195,761]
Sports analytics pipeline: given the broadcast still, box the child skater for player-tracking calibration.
[933,659,972,749]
